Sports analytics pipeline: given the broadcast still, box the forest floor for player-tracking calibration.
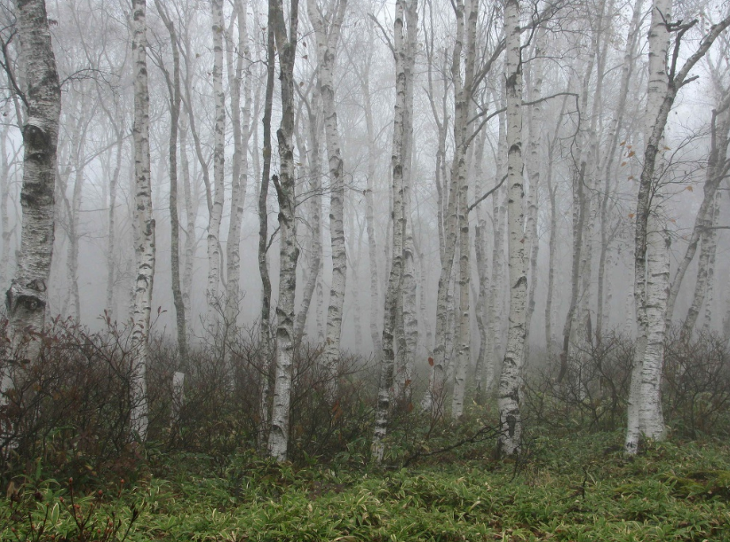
[2,431,730,541]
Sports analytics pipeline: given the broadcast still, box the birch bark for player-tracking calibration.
[224,0,252,342]
[426,0,474,418]
[451,0,478,420]
[268,0,299,462]
[357,34,382,354]
[596,0,645,338]
[180,110,197,322]
[293,88,322,343]
[472,131,489,402]
[258,3,276,447]
[397,0,418,403]
[129,0,154,442]
[0,120,13,290]
[683,192,720,337]
[5,0,61,346]
[372,0,411,462]
[308,0,348,389]
[625,2,730,453]
[668,94,730,333]
[498,0,527,457]
[523,29,544,365]
[104,121,123,318]
[207,0,226,324]
[154,0,188,364]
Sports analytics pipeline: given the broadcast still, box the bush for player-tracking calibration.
[0,316,150,487]
[663,329,730,438]
[523,329,730,438]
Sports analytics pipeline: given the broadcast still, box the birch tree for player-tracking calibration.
[425,0,477,418]
[129,0,155,442]
[625,3,730,453]
[206,0,226,324]
[4,0,61,350]
[293,84,323,343]
[308,0,347,390]
[450,0,478,420]
[372,0,416,463]
[224,0,252,342]
[668,68,730,335]
[153,0,188,363]
[268,0,300,462]
[257,1,276,444]
[498,0,527,457]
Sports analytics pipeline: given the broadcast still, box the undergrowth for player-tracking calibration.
[2,431,730,541]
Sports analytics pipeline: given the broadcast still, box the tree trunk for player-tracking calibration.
[543,97,567,360]
[154,0,188,364]
[396,0,418,403]
[359,37,382,354]
[472,131,489,403]
[523,29,544,365]
[4,0,61,389]
[498,0,527,457]
[308,0,348,390]
[258,3,276,448]
[667,96,730,331]
[372,0,412,462]
[683,191,720,338]
[207,0,226,325]
[268,0,300,463]
[426,0,475,418]
[224,0,252,347]
[293,88,323,343]
[105,127,123,318]
[625,1,730,454]
[596,0,645,338]
[129,0,154,442]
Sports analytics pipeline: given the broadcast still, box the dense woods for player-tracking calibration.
[1,0,730,537]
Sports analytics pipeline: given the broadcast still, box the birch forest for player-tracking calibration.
[3,0,730,503]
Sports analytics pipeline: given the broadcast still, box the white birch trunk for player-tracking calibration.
[293,89,323,343]
[426,0,474,418]
[67,131,86,323]
[308,0,348,389]
[224,0,251,340]
[488,108,508,391]
[498,0,527,457]
[625,0,730,453]
[180,111,197,320]
[268,0,299,462]
[640,213,670,439]
[372,0,410,462]
[0,120,13,291]
[683,192,720,337]
[450,0,478,417]
[472,132,489,402]
[397,1,418,401]
[359,44,382,354]
[700,193,720,333]
[3,0,60,414]
[154,0,188,363]
[523,29,544,364]
[207,0,226,325]
[129,0,154,442]
[5,0,61,339]
[258,3,276,450]
[105,127,123,318]
[626,0,673,454]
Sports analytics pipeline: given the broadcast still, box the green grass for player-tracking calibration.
[3,432,730,541]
